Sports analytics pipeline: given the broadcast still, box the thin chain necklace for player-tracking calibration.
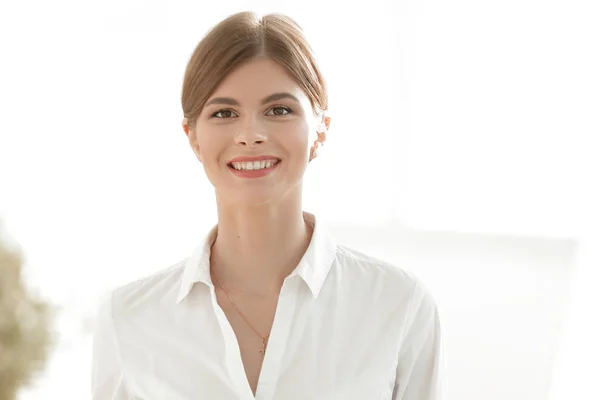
[213,272,269,359]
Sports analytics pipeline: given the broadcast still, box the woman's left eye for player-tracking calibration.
[267,106,292,116]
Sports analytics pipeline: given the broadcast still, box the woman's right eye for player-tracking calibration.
[211,109,238,119]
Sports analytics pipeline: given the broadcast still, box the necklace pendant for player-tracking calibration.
[259,338,267,358]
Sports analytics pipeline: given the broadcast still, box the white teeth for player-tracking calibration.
[231,159,279,171]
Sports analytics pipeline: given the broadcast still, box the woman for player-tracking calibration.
[92,11,444,400]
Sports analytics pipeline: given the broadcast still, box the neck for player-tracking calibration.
[209,191,313,296]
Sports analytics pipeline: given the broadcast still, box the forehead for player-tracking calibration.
[209,58,310,106]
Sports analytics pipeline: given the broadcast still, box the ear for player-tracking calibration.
[182,118,190,137]
[321,112,331,132]
[309,111,330,162]
[182,118,203,163]
[317,111,330,139]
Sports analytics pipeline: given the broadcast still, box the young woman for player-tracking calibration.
[92,11,444,400]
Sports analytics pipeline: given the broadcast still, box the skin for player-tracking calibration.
[182,57,330,296]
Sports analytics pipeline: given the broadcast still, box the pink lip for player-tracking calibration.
[228,155,281,163]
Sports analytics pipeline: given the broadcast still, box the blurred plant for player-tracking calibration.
[0,219,54,400]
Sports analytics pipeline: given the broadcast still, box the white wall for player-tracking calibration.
[548,231,600,400]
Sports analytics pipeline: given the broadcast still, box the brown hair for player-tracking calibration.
[181,11,328,131]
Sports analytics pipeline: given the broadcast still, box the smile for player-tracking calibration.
[227,159,281,178]
[229,159,280,171]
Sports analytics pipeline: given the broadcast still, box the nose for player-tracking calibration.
[235,118,268,147]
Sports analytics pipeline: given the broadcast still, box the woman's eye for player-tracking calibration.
[211,106,291,119]
[212,109,238,119]
[267,106,292,116]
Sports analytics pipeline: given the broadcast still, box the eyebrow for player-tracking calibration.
[204,92,300,107]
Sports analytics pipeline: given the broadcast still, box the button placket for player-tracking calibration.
[209,286,256,400]
[254,278,301,400]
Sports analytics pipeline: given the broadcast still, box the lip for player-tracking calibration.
[227,155,281,164]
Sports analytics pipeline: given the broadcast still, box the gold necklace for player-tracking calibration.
[213,272,269,359]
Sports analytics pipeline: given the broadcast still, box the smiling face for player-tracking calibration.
[183,57,328,207]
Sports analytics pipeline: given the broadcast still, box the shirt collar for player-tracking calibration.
[176,211,338,304]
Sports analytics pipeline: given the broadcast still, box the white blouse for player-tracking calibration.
[91,212,445,399]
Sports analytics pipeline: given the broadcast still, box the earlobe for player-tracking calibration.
[182,120,203,163]
[193,145,203,164]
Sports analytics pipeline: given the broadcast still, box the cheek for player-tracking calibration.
[284,125,312,153]
[196,132,225,162]
[283,137,310,164]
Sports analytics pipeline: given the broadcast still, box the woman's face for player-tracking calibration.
[184,57,327,207]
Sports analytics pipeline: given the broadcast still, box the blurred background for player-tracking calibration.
[0,0,598,399]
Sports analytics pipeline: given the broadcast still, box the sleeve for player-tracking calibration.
[392,280,446,399]
[91,291,130,400]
